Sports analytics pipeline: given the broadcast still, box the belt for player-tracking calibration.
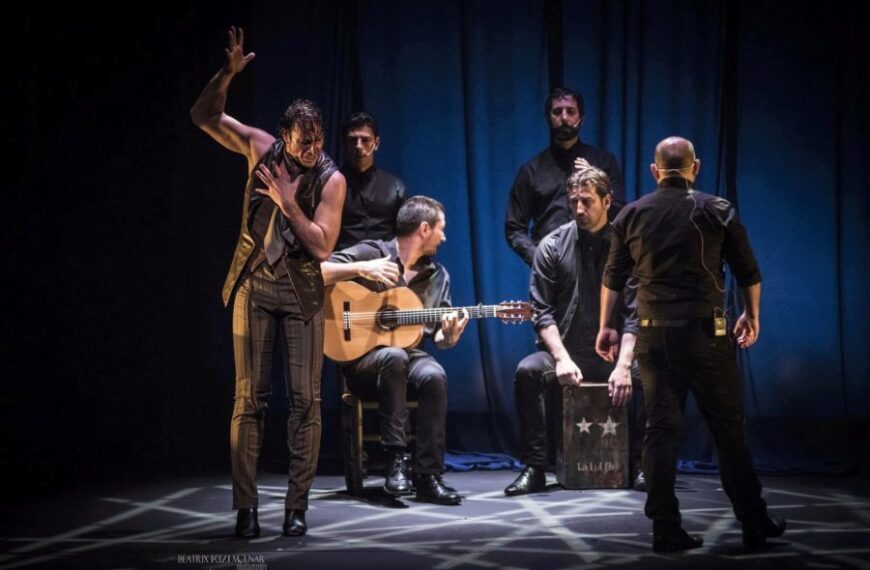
[640,318,713,328]
[249,246,309,271]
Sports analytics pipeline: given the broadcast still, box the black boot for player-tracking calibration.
[652,525,704,553]
[384,449,412,495]
[415,474,461,505]
[504,466,546,496]
[234,508,259,539]
[282,509,307,537]
[742,514,786,549]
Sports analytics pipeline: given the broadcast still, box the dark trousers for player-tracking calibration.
[344,347,448,474]
[231,262,324,511]
[635,325,767,528]
[514,350,645,469]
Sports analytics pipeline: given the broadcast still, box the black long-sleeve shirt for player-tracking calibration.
[505,141,624,265]
[337,166,407,250]
[602,178,762,319]
[531,221,638,359]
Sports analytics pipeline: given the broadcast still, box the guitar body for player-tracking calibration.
[323,281,425,362]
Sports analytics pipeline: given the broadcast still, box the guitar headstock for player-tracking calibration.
[496,301,533,324]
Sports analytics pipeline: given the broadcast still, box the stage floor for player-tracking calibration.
[2,471,869,569]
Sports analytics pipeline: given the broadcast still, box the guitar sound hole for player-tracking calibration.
[376,306,400,330]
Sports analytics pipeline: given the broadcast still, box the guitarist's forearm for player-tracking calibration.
[321,261,365,285]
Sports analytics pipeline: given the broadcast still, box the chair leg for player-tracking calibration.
[342,396,419,497]
[342,400,364,496]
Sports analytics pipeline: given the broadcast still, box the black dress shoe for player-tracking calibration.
[652,526,704,553]
[435,473,458,494]
[742,514,786,548]
[415,474,461,505]
[384,451,412,495]
[282,509,307,537]
[632,470,647,492]
[411,473,458,494]
[504,466,546,496]
[234,508,260,539]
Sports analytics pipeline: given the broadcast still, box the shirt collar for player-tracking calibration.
[386,238,437,283]
[549,140,583,160]
[657,177,694,191]
[575,222,611,245]
[343,164,377,185]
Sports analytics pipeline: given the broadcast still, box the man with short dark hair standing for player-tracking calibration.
[191,27,346,539]
[597,136,786,552]
[505,87,624,265]
[337,111,407,250]
[322,196,466,505]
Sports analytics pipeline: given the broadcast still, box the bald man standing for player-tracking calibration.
[597,137,786,552]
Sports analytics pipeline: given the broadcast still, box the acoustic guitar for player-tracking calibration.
[323,281,532,362]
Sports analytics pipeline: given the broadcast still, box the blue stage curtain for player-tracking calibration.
[253,0,868,472]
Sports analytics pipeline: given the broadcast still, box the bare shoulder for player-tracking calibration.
[326,169,346,187]
[322,170,347,197]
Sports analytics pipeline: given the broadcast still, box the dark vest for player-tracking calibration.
[221,139,338,320]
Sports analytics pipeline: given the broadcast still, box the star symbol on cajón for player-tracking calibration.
[576,417,593,434]
[597,415,620,437]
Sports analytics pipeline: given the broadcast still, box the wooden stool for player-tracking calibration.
[340,389,418,496]
[555,383,628,489]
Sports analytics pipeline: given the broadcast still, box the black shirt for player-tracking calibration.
[603,177,762,319]
[505,141,625,265]
[531,221,638,360]
[328,238,451,337]
[337,165,407,250]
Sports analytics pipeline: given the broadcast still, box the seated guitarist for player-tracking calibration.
[321,196,467,505]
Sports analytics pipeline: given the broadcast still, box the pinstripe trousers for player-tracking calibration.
[230,262,324,511]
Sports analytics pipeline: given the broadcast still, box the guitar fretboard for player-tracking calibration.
[344,305,501,327]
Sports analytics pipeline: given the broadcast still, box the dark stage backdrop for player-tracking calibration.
[7,0,867,499]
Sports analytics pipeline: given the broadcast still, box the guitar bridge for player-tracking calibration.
[343,301,351,341]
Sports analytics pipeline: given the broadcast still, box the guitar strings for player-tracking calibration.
[342,306,499,321]
[345,309,495,319]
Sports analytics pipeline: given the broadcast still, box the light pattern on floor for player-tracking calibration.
[1,474,869,569]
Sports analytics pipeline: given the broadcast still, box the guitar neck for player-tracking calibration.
[389,305,500,326]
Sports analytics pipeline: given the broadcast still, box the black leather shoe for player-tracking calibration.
[742,514,786,549]
[652,526,704,553]
[435,473,457,493]
[282,509,307,537]
[384,451,412,495]
[234,508,259,539]
[411,473,458,494]
[415,474,461,505]
[632,470,647,492]
[504,466,546,496]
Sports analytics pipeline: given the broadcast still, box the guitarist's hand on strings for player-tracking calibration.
[358,256,400,287]
[436,309,469,349]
